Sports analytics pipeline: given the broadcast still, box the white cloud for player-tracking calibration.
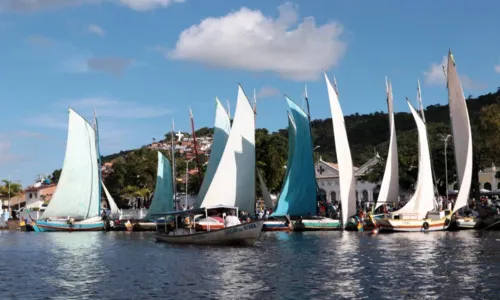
[423,56,447,86]
[0,0,184,12]
[118,0,185,11]
[424,56,486,90]
[169,3,347,81]
[495,65,500,73]
[87,24,105,37]
[257,86,280,98]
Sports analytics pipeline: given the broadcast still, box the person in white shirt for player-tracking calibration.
[224,211,241,227]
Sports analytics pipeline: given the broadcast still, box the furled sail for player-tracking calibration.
[447,51,473,213]
[324,73,357,226]
[146,151,174,218]
[42,109,100,219]
[272,98,317,217]
[195,98,231,208]
[102,181,120,218]
[394,101,435,219]
[200,85,255,215]
[375,79,399,210]
[257,169,274,209]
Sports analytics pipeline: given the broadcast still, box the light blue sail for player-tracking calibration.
[146,152,174,218]
[272,97,317,217]
[195,98,231,208]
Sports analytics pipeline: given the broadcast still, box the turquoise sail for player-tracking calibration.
[145,152,174,218]
[272,97,317,217]
[195,98,231,208]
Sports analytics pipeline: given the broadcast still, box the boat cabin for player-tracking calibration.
[152,205,239,236]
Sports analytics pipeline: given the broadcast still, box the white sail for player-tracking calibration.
[394,101,435,219]
[102,181,120,218]
[42,109,100,219]
[375,79,399,210]
[324,73,357,226]
[195,98,231,207]
[257,169,274,209]
[447,51,473,213]
[200,85,255,214]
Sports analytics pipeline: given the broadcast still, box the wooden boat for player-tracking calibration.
[33,109,104,232]
[293,217,341,231]
[270,97,323,227]
[155,85,263,245]
[262,219,291,231]
[155,206,264,246]
[377,211,451,232]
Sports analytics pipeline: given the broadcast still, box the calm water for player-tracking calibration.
[1,230,500,300]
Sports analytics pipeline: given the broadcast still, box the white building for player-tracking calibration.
[315,155,381,204]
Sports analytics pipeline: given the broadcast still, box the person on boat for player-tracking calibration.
[224,211,241,227]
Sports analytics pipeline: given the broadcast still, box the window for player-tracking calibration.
[331,191,336,201]
[484,182,492,191]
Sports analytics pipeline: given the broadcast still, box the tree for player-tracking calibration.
[0,180,23,198]
[51,169,62,184]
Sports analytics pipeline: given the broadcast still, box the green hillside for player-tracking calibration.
[61,89,500,207]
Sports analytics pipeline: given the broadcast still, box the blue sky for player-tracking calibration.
[1,0,499,185]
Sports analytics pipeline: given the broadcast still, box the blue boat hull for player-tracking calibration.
[33,220,104,232]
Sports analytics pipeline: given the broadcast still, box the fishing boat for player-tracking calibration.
[154,206,264,245]
[271,97,339,231]
[363,79,399,232]
[32,109,104,232]
[442,50,474,230]
[258,170,291,231]
[124,152,175,231]
[155,84,263,245]
[324,73,358,230]
[376,100,451,232]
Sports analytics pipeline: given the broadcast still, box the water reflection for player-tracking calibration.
[1,231,500,299]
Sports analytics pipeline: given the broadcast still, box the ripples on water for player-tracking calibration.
[1,231,499,299]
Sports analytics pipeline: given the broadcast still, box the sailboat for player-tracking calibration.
[363,79,400,231]
[443,50,474,230]
[324,73,358,229]
[33,109,104,232]
[153,84,264,245]
[124,151,174,231]
[376,100,451,232]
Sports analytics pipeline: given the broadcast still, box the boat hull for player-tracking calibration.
[33,218,104,232]
[262,220,291,232]
[293,218,342,231]
[155,221,264,246]
[376,217,450,232]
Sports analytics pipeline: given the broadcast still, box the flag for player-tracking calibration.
[189,106,193,119]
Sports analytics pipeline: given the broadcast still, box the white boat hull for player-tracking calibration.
[456,217,476,229]
[155,220,264,246]
[377,217,450,232]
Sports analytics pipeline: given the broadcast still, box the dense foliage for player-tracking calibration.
[50,89,500,207]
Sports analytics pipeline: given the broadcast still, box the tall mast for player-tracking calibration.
[253,88,257,209]
[189,107,204,187]
[417,79,426,122]
[304,85,321,208]
[93,109,102,215]
[171,118,177,210]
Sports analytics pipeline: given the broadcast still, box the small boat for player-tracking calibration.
[455,216,476,229]
[377,211,451,232]
[155,206,264,246]
[33,109,104,232]
[376,100,449,232]
[125,151,176,231]
[293,217,341,231]
[19,219,34,232]
[262,219,292,231]
[271,98,328,229]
